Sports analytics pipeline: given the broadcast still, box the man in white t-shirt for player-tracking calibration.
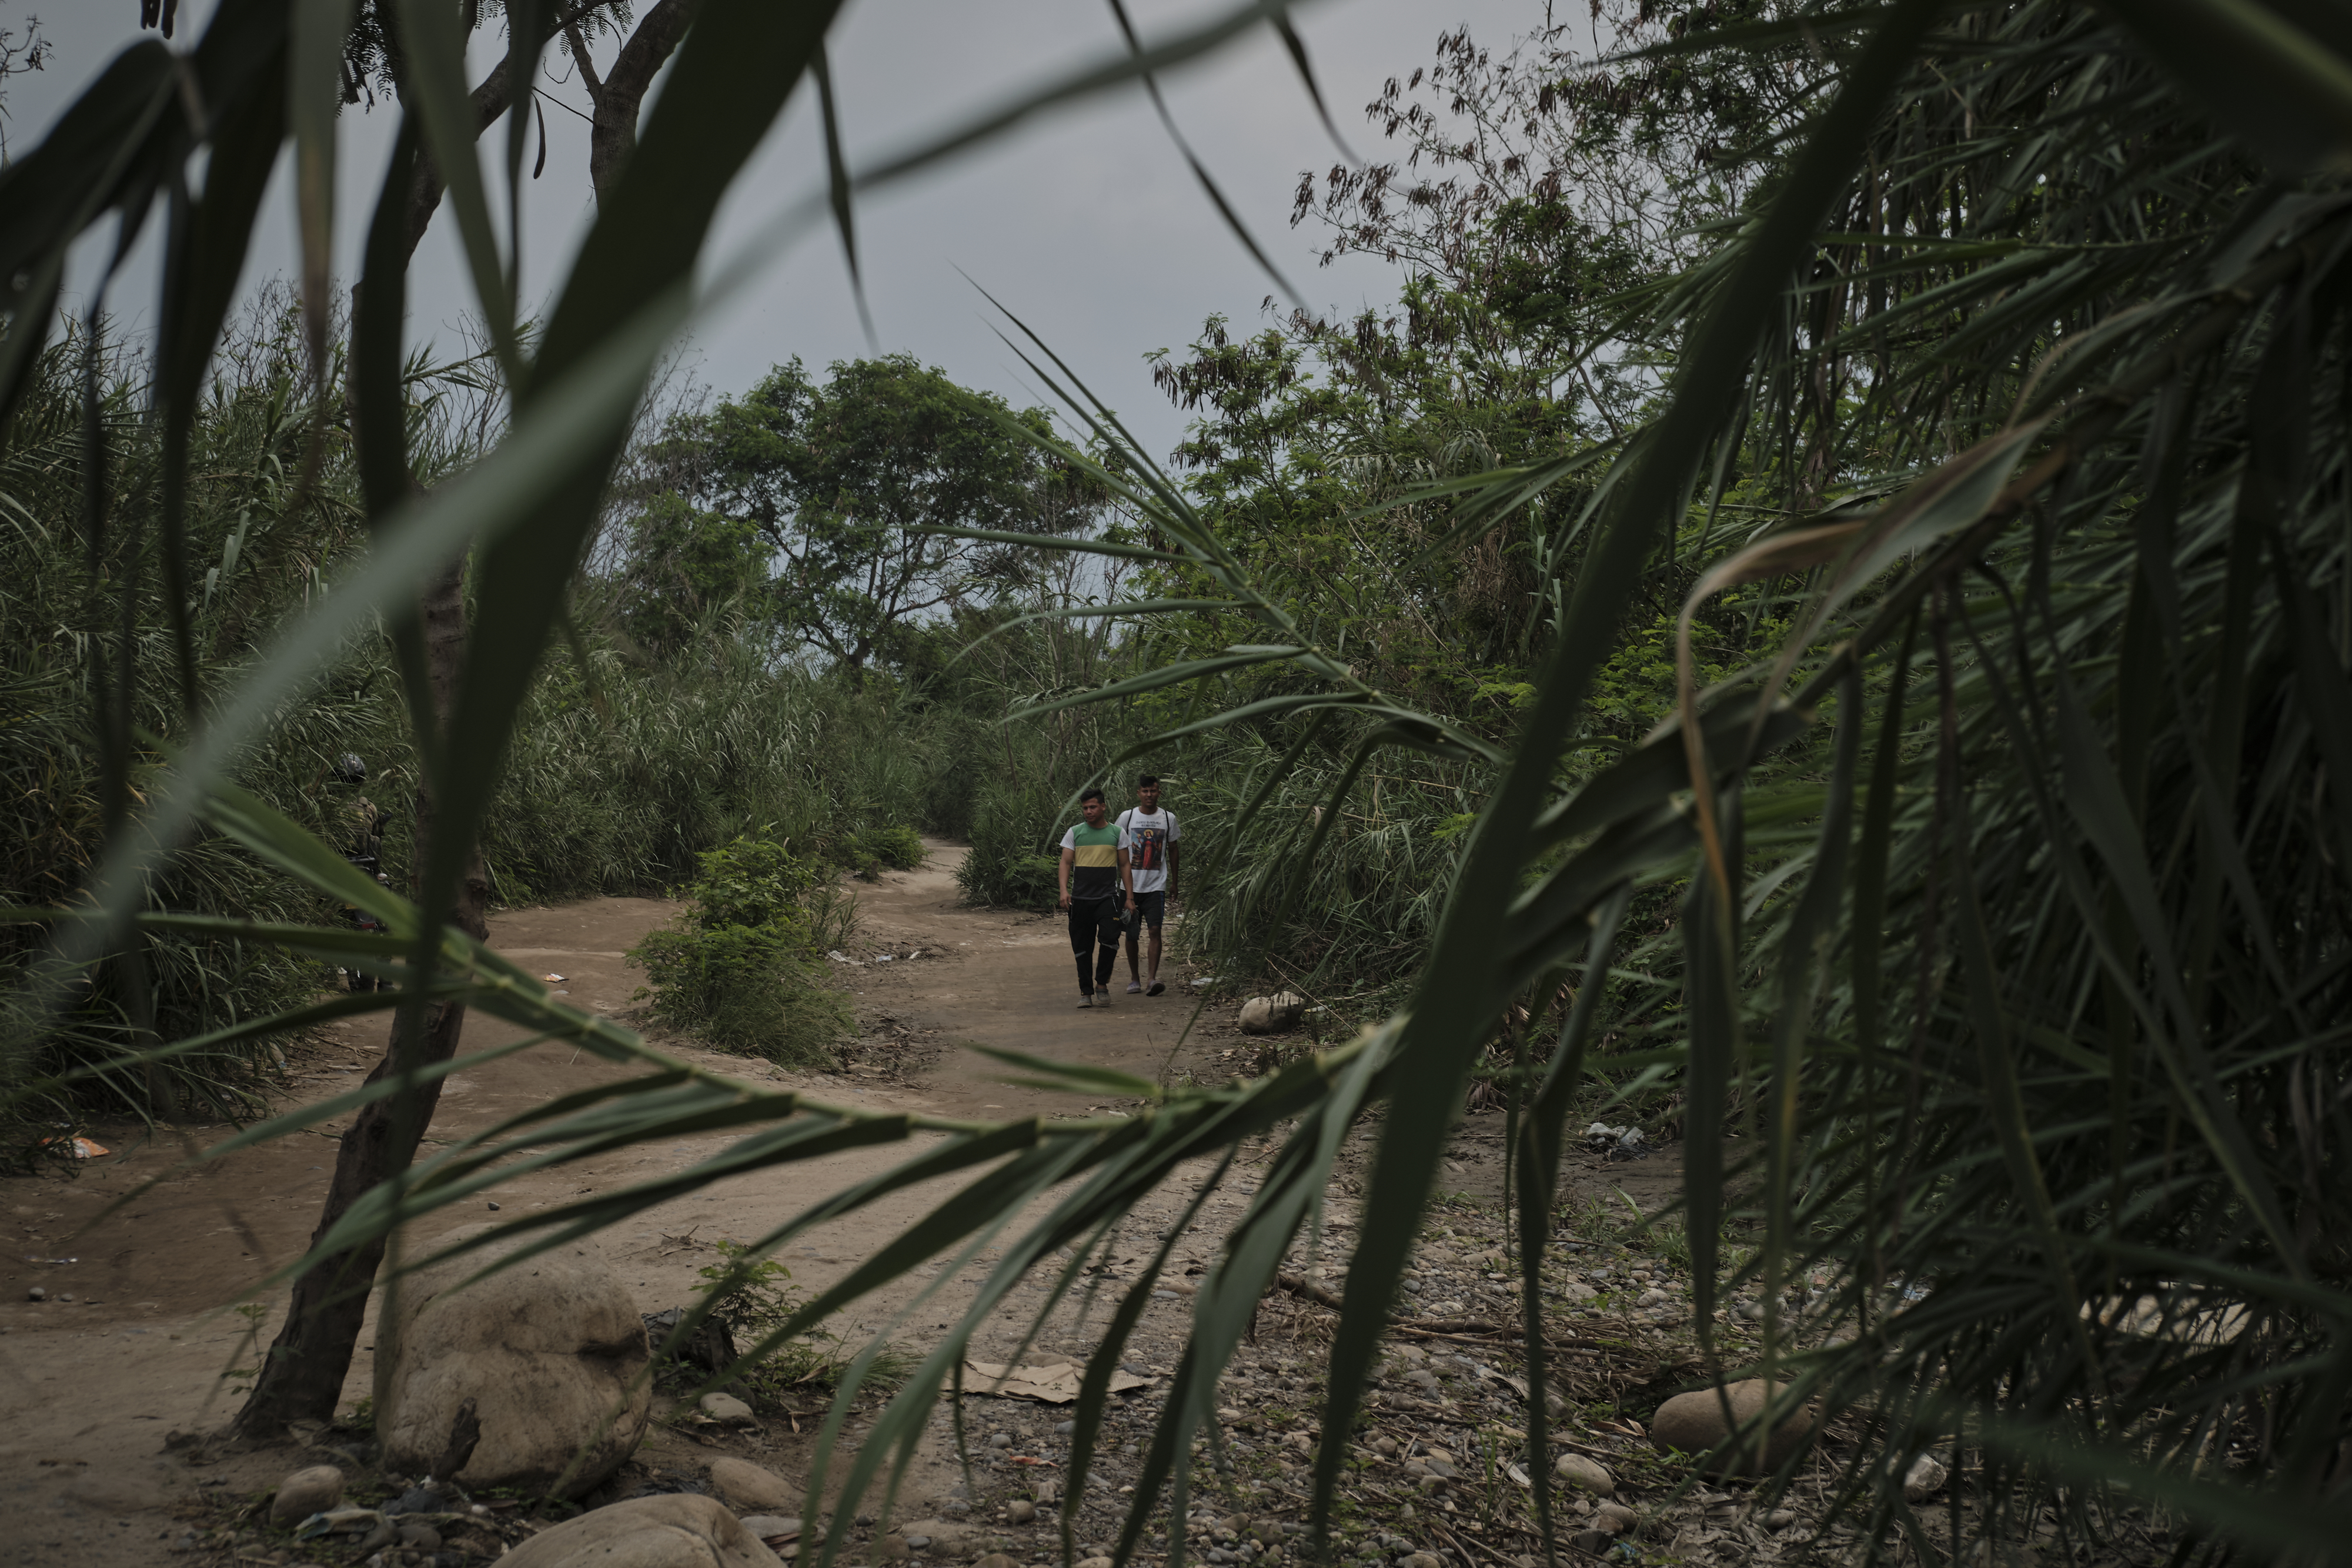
[1117,775,1180,995]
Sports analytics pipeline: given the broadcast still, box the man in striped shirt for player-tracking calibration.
[1057,788,1135,1007]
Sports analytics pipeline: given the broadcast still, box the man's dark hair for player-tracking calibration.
[1137,775,1160,789]
[1080,787,1106,805]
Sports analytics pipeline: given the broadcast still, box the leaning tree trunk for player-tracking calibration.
[228,4,694,1444]
[229,560,489,1440]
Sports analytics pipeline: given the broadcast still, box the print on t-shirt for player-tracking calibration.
[1117,808,1178,894]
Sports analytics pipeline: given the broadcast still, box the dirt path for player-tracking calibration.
[0,841,1265,1563]
[2,838,1700,1568]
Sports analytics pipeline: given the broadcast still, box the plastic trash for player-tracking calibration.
[39,1136,107,1158]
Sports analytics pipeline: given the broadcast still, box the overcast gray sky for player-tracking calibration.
[2,0,1545,465]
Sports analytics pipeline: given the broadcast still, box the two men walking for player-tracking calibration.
[1056,775,1180,1007]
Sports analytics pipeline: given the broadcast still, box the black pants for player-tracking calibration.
[1067,897,1123,992]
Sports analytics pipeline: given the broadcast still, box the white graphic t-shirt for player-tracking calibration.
[1117,808,1179,894]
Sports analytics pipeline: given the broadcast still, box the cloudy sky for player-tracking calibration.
[2,0,1548,464]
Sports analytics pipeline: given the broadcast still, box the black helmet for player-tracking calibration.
[332,754,367,786]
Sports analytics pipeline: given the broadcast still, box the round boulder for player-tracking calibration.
[1649,1379,1817,1473]
[377,1225,652,1500]
[268,1464,346,1525]
[498,1494,780,1568]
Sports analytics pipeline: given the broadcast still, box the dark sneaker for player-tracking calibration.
[1077,992,1095,1008]
[1147,979,1165,996]
[1095,987,1112,1004]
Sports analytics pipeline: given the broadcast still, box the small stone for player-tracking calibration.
[269,1465,347,1526]
[989,1432,1013,1448]
[25,1286,43,1302]
[1592,1503,1638,1536]
[1373,1437,1399,1457]
[1005,1500,1037,1524]
[1903,1452,1948,1502]
[977,1554,1019,1568]
[394,1523,442,1551]
[740,1517,803,1540]
[1553,1453,1616,1495]
[1055,1420,1076,1435]
[880,1536,911,1560]
[1405,1555,1443,1568]
[698,1391,757,1426]
[707,1456,794,1512]
[1764,1510,1798,1531]
[56,1292,72,1303]
[1078,1558,1115,1568]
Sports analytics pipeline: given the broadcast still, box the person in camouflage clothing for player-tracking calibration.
[328,754,390,993]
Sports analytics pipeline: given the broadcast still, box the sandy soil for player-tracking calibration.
[0,842,1272,1561]
[0,840,1683,1566]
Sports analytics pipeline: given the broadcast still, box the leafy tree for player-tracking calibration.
[612,493,774,658]
[666,355,1101,676]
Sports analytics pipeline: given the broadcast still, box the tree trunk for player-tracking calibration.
[229,560,489,1440]
[403,56,513,258]
[566,0,700,200]
[230,0,691,1443]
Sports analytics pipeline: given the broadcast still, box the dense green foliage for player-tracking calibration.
[0,314,977,1140]
[614,355,1105,672]
[629,832,854,1065]
[1014,5,2352,1557]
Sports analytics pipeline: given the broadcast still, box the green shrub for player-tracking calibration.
[628,833,850,1065]
[677,1239,914,1406]
[956,772,1068,910]
[683,833,820,931]
[848,824,926,872]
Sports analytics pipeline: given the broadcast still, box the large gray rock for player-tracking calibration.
[377,1226,651,1499]
[1238,992,1305,1035]
[499,1495,780,1568]
[1649,1379,1817,1473]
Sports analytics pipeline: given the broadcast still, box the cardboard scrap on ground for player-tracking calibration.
[959,1359,1153,1404]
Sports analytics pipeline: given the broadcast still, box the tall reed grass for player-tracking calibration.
[0,310,956,1148]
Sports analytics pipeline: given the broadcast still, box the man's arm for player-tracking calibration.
[1119,845,1135,907]
[1058,845,1075,909]
[1168,839,1180,901]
